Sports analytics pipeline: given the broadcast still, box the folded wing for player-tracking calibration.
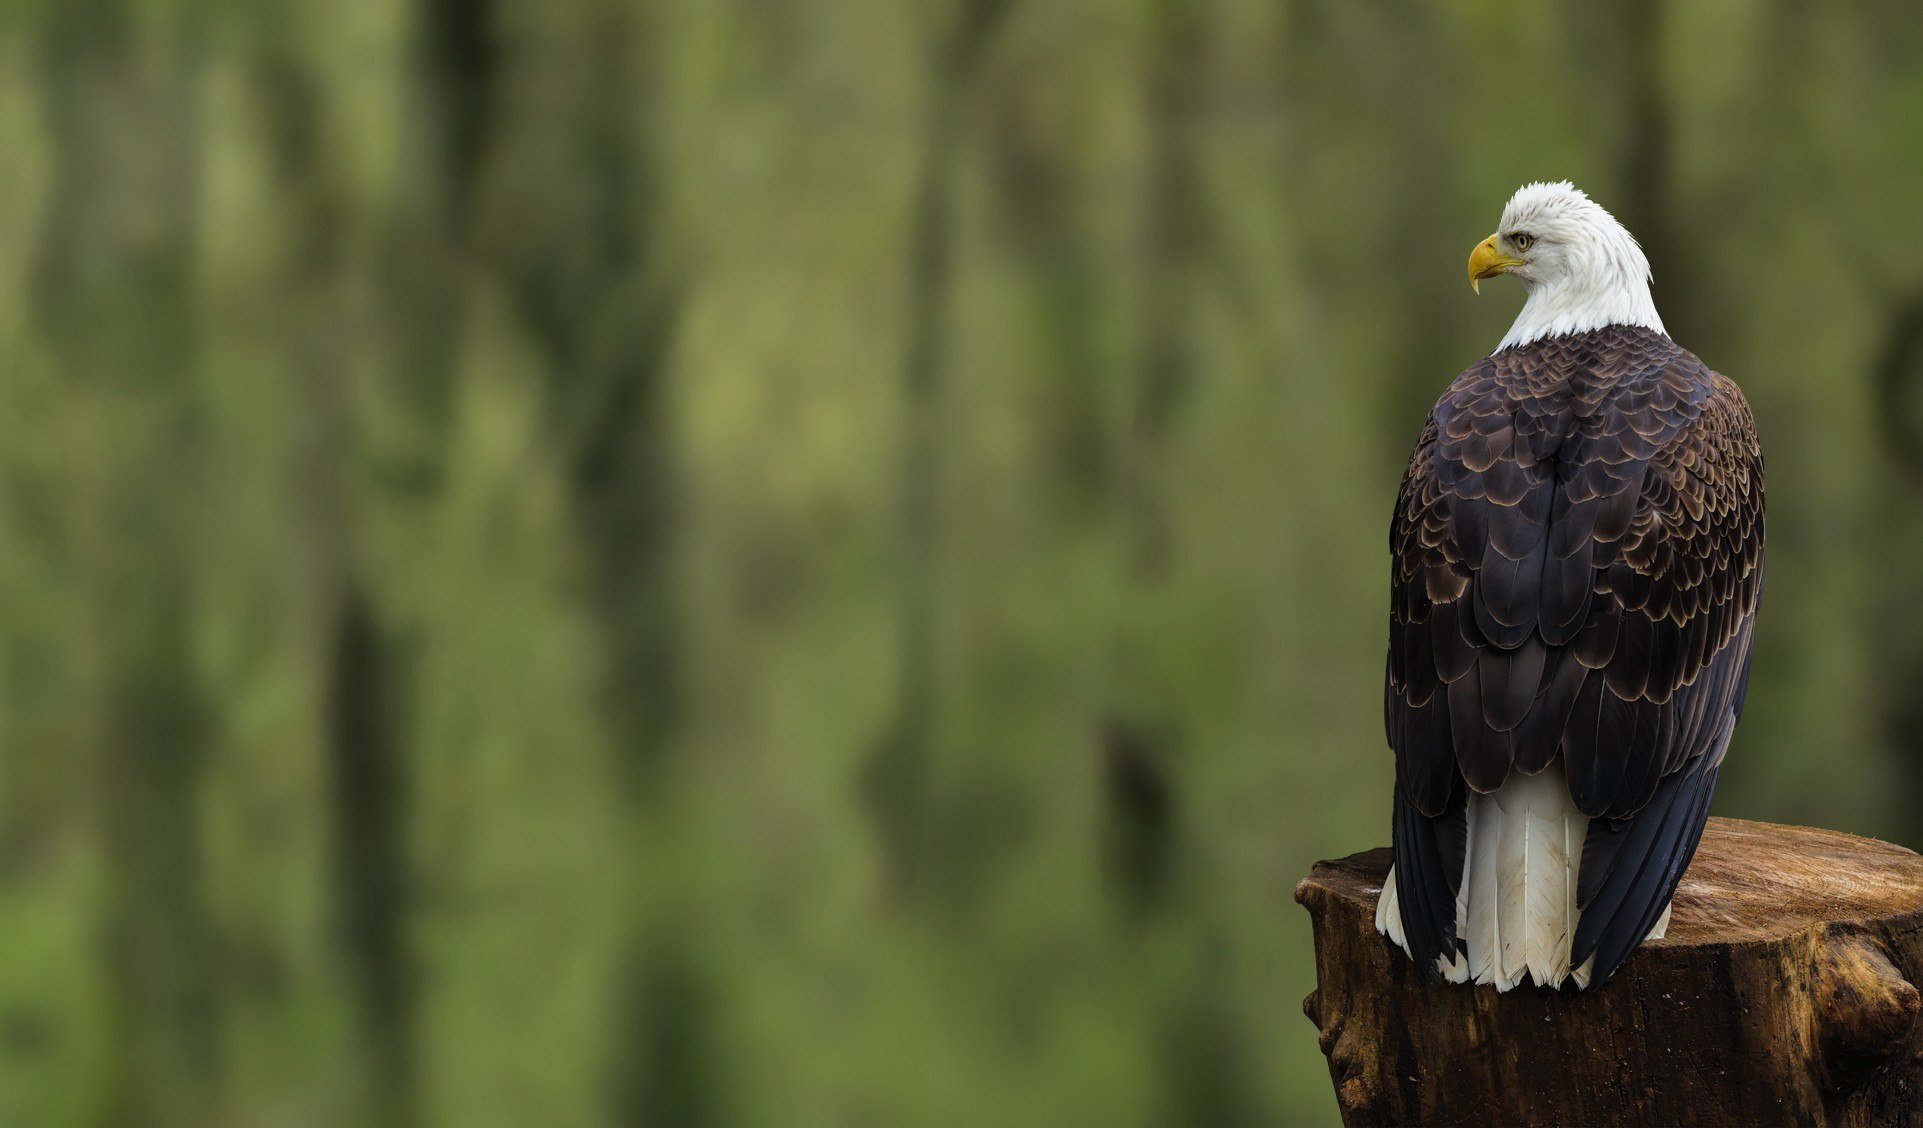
[1386,334,1765,987]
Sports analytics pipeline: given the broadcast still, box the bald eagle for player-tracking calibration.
[1374,182,1765,991]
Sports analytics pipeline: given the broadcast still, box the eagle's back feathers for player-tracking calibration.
[1381,323,1765,990]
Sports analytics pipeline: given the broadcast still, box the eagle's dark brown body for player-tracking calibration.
[1387,324,1765,987]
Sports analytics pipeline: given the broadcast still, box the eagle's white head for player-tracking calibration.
[1469,181,1666,351]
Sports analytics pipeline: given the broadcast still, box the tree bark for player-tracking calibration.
[1296,817,1923,1127]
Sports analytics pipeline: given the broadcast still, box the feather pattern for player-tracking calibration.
[1380,323,1765,990]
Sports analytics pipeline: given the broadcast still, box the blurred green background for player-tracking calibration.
[5,0,1923,1124]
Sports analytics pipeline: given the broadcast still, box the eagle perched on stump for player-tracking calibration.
[1375,182,1765,990]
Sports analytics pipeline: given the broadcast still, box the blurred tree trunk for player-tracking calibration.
[275,0,509,1120]
[464,4,709,1121]
[386,0,497,459]
[1607,0,1692,341]
[1869,288,1923,848]
[1115,6,1258,1123]
[1100,0,1210,920]
[33,4,215,1125]
[485,1,681,785]
[985,60,1109,517]
[864,0,1011,895]
[1129,0,1206,569]
[256,20,417,1122]
[325,586,414,1121]
[1364,9,1458,429]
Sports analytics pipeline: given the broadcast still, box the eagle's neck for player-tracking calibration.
[1497,245,1666,352]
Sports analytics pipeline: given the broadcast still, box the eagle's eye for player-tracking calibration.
[1511,232,1535,252]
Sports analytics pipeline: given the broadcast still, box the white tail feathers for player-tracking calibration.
[1488,766,1585,989]
[1377,762,1669,991]
[1375,864,1405,942]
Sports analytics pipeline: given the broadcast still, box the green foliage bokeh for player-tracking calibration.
[2,2,1923,1125]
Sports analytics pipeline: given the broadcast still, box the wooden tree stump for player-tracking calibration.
[1296,817,1923,1126]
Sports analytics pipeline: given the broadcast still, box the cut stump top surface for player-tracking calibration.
[1300,816,1923,945]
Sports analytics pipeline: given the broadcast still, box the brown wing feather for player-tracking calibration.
[1568,368,1764,819]
[1569,368,1764,982]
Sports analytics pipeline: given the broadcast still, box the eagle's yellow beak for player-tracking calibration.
[1468,233,1525,294]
